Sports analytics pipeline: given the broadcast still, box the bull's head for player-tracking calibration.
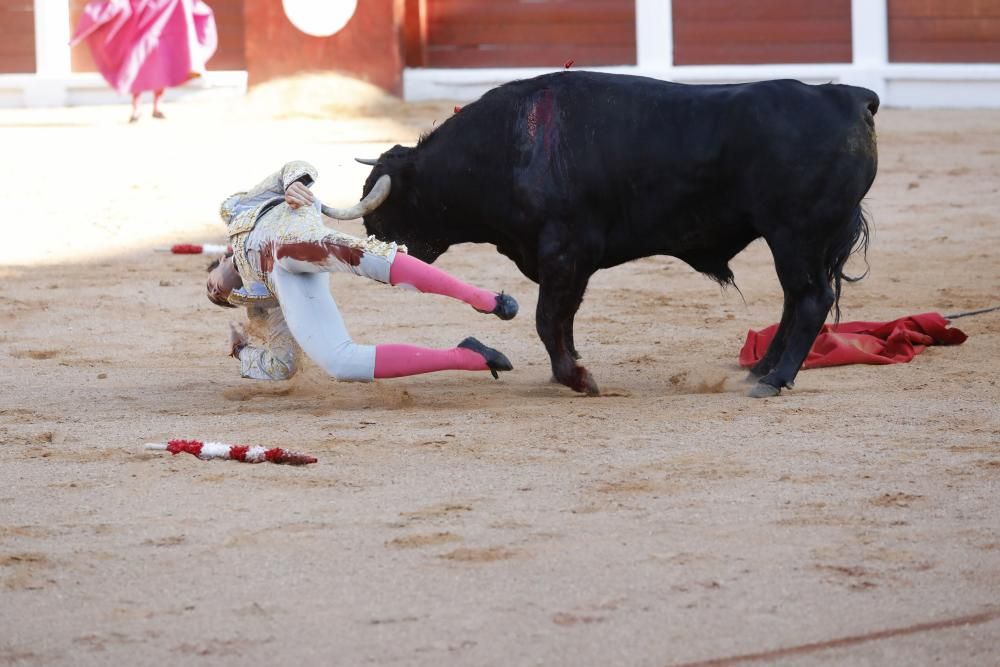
[355,145,449,263]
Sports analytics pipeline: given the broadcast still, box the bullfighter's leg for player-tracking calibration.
[750,248,834,398]
[272,236,516,319]
[271,266,511,381]
[129,92,141,123]
[151,89,165,119]
[388,253,517,319]
[536,229,598,395]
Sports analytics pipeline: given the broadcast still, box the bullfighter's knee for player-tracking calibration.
[314,341,377,382]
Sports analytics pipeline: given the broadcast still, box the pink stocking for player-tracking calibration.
[389,252,497,312]
[374,344,487,378]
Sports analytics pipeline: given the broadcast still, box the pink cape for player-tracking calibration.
[71,0,217,95]
[739,312,968,370]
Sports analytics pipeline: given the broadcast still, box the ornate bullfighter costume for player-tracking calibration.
[215,161,517,383]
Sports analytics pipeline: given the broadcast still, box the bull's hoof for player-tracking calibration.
[743,371,763,384]
[555,366,600,395]
[575,367,600,396]
[748,381,781,398]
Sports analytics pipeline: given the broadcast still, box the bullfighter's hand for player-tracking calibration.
[228,322,248,358]
[284,182,315,209]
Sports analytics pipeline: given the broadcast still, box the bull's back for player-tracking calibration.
[550,74,875,187]
[497,74,877,255]
[485,74,873,198]
[423,73,878,270]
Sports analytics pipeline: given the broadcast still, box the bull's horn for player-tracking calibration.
[354,157,379,166]
[320,174,391,220]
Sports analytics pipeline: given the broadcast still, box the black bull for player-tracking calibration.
[360,72,879,397]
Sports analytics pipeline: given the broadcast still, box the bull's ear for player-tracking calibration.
[355,157,379,166]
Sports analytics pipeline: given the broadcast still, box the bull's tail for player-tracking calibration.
[828,86,878,323]
[827,204,872,323]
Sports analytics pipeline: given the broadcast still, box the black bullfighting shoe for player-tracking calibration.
[458,337,513,379]
[477,292,519,320]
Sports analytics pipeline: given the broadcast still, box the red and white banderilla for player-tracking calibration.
[144,439,317,465]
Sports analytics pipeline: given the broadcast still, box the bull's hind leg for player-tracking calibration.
[747,298,794,382]
[536,232,598,395]
[751,249,834,398]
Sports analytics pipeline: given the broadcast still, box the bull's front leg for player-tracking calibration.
[536,234,597,395]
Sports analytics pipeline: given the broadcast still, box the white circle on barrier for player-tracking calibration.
[282,0,358,38]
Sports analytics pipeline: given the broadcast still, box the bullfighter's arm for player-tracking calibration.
[277,160,318,191]
[231,161,319,204]
[230,306,299,381]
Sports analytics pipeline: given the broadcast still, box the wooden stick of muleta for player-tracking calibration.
[145,439,317,465]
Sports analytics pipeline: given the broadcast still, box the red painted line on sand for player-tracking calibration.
[669,608,1000,667]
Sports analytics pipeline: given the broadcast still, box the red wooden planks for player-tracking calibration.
[426,44,635,68]
[672,0,852,65]
[889,0,1000,62]
[0,1,35,74]
[420,0,635,68]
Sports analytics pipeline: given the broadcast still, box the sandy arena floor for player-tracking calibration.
[1,76,998,666]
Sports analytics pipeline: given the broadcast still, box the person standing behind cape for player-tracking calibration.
[71,0,218,123]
